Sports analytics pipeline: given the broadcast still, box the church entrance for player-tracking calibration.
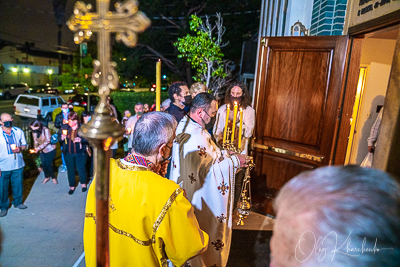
[250,20,400,216]
[250,35,352,215]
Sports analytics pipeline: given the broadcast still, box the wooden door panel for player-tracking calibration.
[251,151,316,215]
[251,36,349,216]
[263,49,332,149]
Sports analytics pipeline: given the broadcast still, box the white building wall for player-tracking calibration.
[259,0,313,37]
[286,0,313,36]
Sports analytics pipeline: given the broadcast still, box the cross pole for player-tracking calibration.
[67,1,150,266]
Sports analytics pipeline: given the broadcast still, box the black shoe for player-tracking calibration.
[82,187,87,193]
[68,188,75,195]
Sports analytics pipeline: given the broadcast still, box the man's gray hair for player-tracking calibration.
[275,165,400,267]
[131,112,177,156]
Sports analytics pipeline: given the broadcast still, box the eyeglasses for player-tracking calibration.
[165,144,173,150]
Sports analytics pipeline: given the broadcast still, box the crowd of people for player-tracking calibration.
[0,80,399,266]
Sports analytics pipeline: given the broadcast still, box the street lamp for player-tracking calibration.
[48,69,53,84]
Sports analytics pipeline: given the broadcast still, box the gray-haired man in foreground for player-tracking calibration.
[270,165,400,267]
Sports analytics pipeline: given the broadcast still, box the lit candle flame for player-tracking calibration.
[104,137,113,151]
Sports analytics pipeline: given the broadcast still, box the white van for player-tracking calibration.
[14,94,66,122]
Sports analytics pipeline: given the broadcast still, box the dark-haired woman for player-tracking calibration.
[59,112,88,195]
[213,81,255,154]
[29,120,57,184]
[81,111,94,180]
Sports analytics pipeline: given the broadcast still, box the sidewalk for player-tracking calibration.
[0,167,87,267]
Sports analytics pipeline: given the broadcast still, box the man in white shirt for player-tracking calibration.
[0,113,28,217]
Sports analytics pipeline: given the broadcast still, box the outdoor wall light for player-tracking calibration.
[23,68,30,73]
[11,67,18,72]
[48,69,53,75]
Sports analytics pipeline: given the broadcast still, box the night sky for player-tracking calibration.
[0,0,115,52]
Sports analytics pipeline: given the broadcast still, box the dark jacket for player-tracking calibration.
[166,103,186,123]
[54,112,68,130]
[58,124,88,154]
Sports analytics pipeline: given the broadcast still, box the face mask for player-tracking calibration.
[3,121,12,128]
[159,144,172,164]
[201,110,215,129]
[69,108,74,112]
[87,117,91,122]
[136,111,143,116]
[32,129,41,133]
[205,116,216,130]
[183,95,192,106]
[126,113,131,118]
[231,96,242,105]
[62,108,69,113]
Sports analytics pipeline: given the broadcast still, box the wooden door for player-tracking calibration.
[251,36,349,215]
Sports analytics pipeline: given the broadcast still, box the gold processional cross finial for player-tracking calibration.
[66,1,150,266]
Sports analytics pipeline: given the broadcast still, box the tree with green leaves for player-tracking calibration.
[175,13,230,94]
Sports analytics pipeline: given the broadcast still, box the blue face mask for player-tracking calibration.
[87,117,91,122]
[62,108,69,113]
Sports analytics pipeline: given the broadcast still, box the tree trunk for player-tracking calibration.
[206,61,212,88]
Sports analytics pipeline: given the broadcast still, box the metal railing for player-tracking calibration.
[13,121,34,148]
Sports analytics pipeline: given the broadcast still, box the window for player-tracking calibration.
[50,98,57,106]
[57,97,66,105]
[16,96,39,106]
[42,99,49,106]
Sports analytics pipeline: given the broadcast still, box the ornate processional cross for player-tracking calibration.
[67,1,150,266]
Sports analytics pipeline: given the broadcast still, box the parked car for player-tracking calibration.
[29,84,60,95]
[14,94,66,122]
[68,94,100,112]
[0,83,30,100]
[149,83,168,92]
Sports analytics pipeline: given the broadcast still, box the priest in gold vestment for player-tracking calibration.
[84,112,208,267]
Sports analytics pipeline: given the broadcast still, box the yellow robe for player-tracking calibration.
[84,158,208,267]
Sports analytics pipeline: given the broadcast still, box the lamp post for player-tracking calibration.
[11,67,19,83]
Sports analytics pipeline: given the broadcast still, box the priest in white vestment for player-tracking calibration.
[170,93,247,267]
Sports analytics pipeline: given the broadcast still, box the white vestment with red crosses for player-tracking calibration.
[170,115,240,267]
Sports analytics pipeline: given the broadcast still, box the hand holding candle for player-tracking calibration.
[231,102,238,143]
[223,104,230,144]
[62,130,68,144]
[238,108,243,150]
[10,144,17,159]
